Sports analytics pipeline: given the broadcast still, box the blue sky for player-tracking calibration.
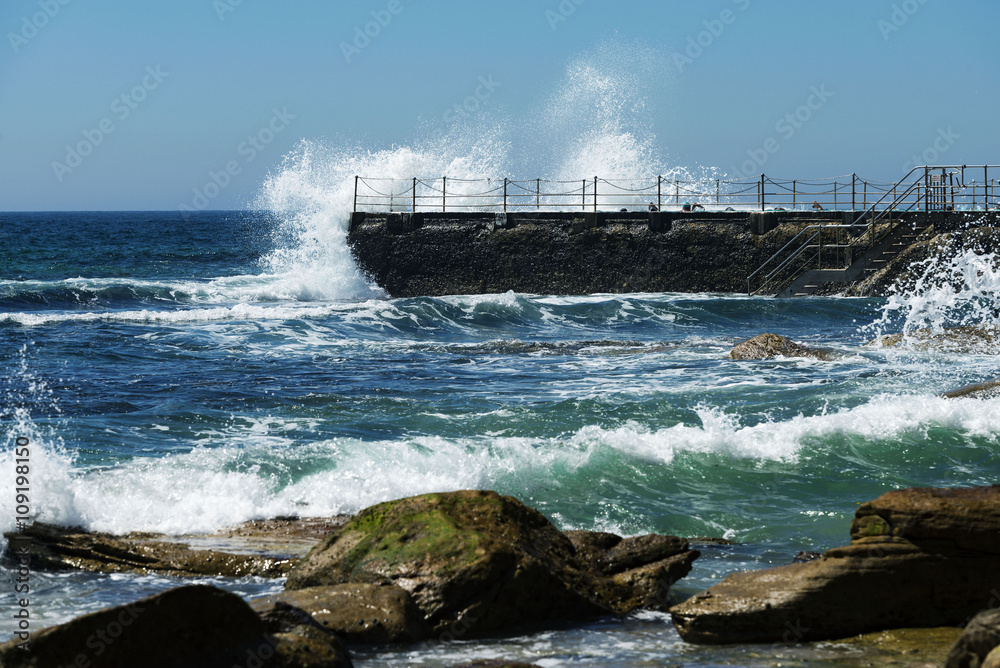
[1,0,997,211]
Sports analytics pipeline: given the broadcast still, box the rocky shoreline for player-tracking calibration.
[2,483,999,667]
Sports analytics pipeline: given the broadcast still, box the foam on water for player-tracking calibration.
[7,388,995,537]
[864,245,1000,342]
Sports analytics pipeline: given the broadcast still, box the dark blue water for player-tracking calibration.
[2,211,998,666]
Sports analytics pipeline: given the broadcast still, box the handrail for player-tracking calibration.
[745,165,1000,295]
[352,169,1000,214]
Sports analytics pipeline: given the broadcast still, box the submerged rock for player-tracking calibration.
[669,484,1000,644]
[872,324,1000,354]
[945,608,1000,668]
[0,584,352,668]
[285,490,698,637]
[2,522,293,578]
[727,333,830,360]
[943,376,1000,399]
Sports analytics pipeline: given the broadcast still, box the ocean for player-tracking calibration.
[2,205,999,666]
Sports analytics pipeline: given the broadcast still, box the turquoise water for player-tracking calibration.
[2,211,998,666]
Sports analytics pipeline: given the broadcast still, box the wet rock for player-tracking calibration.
[252,583,429,645]
[727,333,830,360]
[272,624,354,668]
[945,608,1000,668]
[873,324,1000,354]
[449,662,543,668]
[792,550,822,563]
[285,490,698,637]
[943,377,1000,399]
[2,521,293,577]
[826,627,963,666]
[564,530,698,609]
[985,646,1000,668]
[670,485,1000,644]
[0,585,272,668]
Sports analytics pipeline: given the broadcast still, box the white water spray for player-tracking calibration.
[255,40,719,300]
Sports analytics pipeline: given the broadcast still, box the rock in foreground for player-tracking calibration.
[670,485,1000,644]
[727,333,830,360]
[2,521,295,578]
[946,608,1000,668]
[252,583,430,644]
[285,490,698,637]
[0,584,352,667]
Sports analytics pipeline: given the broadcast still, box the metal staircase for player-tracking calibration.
[747,166,963,297]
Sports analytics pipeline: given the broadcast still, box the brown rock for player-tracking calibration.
[449,662,543,668]
[0,585,277,668]
[943,377,1000,399]
[946,608,1000,668]
[850,484,1000,554]
[727,333,830,360]
[984,645,1000,668]
[272,624,354,668]
[285,490,698,637]
[565,530,697,610]
[872,324,1000,354]
[3,522,293,578]
[670,485,1000,644]
[252,584,429,644]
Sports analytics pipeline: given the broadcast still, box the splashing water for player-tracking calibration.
[254,39,721,301]
[863,245,1000,343]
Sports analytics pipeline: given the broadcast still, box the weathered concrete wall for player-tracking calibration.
[346,210,1000,297]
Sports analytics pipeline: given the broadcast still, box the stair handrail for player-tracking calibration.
[746,166,932,295]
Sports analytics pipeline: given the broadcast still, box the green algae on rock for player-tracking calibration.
[285,490,698,637]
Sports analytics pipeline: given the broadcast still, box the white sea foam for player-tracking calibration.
[864,246,1000,342]
[3,390,995,537]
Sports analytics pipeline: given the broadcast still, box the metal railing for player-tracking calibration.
[352,170,1000,213]
[746,165,1000,295]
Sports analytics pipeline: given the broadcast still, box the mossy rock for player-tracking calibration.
[285,490,697,637]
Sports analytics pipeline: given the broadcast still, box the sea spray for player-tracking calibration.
[862,243,1000,345]
[254,39,722,299]
[0,347,78,550]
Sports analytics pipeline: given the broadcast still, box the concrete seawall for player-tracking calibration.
[346,210,995,297]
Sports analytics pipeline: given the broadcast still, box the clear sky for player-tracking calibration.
[1,0,998,211]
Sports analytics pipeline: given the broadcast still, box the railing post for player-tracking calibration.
[792,180,796,209]
[536,178,540,209]
[442,176,447,212]
[986,166,990,211]
[716,178,720,205]
[353,175,359,212]
[924,167,929,213]
[675,180,679,205]
[759,174,765,211]
[412,177,416,212]
[593,176,598,212]
[503,178,508,212]
[864,180,868,211]
[833,180,838,211]
[852,173,856,211]
[657,175,661,210]
[582,179,586,211]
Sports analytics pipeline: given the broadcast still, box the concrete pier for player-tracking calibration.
[346,210,999,297]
